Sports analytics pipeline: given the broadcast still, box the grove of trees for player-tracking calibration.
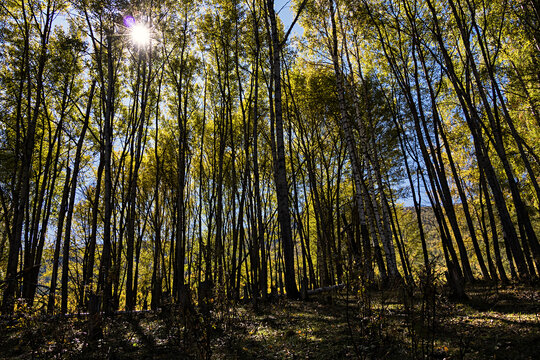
[0,0,539,315]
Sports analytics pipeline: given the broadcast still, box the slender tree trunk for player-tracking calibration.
[60,81,95,314]
[2,2,53,313]
[47,166,71,314]
[97,32,117,315]
[480,168,508,283]
[425,0,529,278]
[477,171,499,281]
[329,0,373,285]
[266,0,299,298]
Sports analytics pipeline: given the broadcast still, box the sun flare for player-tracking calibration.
[130,23,151,47]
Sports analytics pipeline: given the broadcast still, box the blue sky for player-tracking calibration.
[54,2,304,38]
[275,0,304,38]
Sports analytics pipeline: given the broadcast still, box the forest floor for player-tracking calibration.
[0,283,539,359]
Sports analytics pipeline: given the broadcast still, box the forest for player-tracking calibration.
[0,0,539,358]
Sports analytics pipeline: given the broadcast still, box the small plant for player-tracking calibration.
[400,264,442,359]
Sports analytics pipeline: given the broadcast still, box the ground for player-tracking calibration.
[0,284,538,359]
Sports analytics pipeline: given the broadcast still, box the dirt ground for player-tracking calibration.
[1,283,538,359]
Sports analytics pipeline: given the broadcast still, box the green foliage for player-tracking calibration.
[0,0,539,321]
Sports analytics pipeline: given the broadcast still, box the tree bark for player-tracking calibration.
[265,0,299,298]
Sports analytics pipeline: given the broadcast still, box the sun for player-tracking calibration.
[130,23,151,47]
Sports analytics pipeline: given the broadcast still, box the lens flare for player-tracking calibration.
[130,23,151,47]
[123,15,136,28]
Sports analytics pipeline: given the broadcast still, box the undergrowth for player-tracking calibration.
[0,282,538,359]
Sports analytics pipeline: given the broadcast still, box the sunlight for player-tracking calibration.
[130,23,151,47]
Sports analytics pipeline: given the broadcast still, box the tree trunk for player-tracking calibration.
[266,0,299,298]
[47,166,71,314]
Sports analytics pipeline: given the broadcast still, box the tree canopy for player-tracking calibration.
[0,0,539,316]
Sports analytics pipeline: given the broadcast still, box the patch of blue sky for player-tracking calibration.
[275,0,304,39]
